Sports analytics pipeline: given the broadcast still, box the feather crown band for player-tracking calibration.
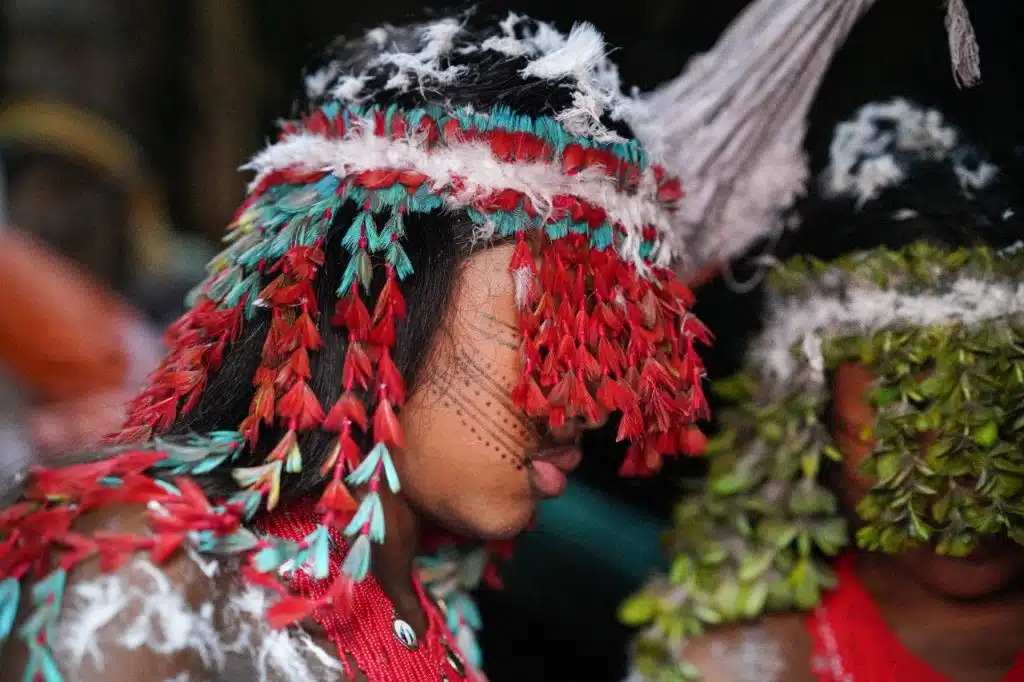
[752,242,1024,390]
[0,16,712,674]
[290,13,683,271]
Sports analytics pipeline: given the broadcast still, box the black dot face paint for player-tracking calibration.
[417,306,543,471]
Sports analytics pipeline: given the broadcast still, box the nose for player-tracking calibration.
[545,410,610,444]
[546,420,583,444]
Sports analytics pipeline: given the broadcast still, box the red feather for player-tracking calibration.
[115,449,168,474]
[679,426,708,456]
[509,238,535,272]
[115,473,176,505]
[576,346,603,382]
[575,383,600,425]
[653,431,678,455]
[291,312,323,350]
[241,564,287,595]
[373,278,395,324]
[278,348,312,386]
[277,381,325,431]
[102,424,153,447]
[512,376,548,418]
[342,343,373,391]
[340,431,362,472]
[267,596,316,630]
[258,274,287,304]
[482,563,504,591]
[368,315,396,347]
[181,376,207,415]
[54,533,97,569]
[616,406,644,442]
[376,350,406,406]
[150,533,186,564]
[618,443,653,477]
[249,384,275,427]
[372,399,405,448]
[173,476,212,510]
[322,393,368,432]
[333,292,371,340]
[683,314,714,345]
[318,480,358,516]
[547,375,572,408]
[94,532,144,572]
[327,574,354,605]
[398,171,427,188]
[389,280,407,319]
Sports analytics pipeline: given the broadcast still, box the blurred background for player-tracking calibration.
[1,1,1023,680]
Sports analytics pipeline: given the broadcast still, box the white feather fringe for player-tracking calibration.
[752,278,1024,391]
[243,118,676,271]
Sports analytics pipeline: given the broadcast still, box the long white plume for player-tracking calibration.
[632,0,982,272]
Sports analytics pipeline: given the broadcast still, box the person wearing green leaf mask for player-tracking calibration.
[622,97,1024,682]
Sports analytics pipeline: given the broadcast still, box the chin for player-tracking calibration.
[437,499,534,541]
[471,507,534,541]
[901,542,1024,600]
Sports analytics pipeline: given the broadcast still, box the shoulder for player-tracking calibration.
[1,504,345,682]
[662,614,813,682]
[1,504,221,682]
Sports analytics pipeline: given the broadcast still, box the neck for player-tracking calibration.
[373,487,427,635]
[856,551,1024,681]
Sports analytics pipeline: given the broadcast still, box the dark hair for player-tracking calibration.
[165,13,642,504]
[299,11,634,137]
[170,205,464,500]
[776,149,1024,262]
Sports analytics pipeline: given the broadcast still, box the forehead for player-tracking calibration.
[444,244,521,349]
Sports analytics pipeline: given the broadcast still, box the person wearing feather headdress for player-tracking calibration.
[624,96,1024,682]
[0,12,713,682]
[620,1,1024,679]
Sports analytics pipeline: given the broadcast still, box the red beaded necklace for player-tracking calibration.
[259,505,478,682]
[807,553,1024,682]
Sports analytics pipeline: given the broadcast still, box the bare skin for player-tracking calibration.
[677,363,1024,682]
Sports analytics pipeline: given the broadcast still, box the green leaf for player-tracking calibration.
[669,555,694,584]
[710,473,747,496]
[743,582,769,618]
[973,422,999,447]
[619,592,660,625]
[738,550,775,582]
[693,603,722,625]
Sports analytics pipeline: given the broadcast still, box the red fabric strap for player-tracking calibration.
[807,553,1024,682]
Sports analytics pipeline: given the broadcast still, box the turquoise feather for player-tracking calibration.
[345,443,383,487]
[387,242,414,280]
[228,490,263,520]
[305,526,331,580]
[0,578,19,642]
[341,534,372,581]
[341,213,366,253]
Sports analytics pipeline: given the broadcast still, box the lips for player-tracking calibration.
[527,445,582,498]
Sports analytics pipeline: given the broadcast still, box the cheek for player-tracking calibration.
[833,432,874,510]
[831,363,878,509]
[394,353,540,539]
